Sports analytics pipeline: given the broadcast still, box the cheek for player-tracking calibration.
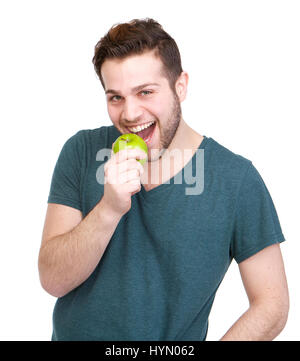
[151,93,174,118]
[147,100,166,120]
[107,105,120,122]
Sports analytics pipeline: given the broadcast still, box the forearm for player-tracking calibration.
[38,198,122,298]
[220,302,287,341]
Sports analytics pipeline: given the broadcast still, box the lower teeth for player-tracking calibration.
[139,123,155,143]
[145,129,154,143]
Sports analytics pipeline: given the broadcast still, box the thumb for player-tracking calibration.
[110,142,115,158]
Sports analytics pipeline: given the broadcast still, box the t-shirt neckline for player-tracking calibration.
[139,135,209,198]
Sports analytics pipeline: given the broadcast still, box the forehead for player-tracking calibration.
[101,50,167,90]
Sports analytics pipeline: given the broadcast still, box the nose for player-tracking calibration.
[121,96,143,123]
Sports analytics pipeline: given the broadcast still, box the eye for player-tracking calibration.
[139,90,153,96]
[109,95,122,102]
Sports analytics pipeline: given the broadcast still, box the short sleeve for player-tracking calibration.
[47,131,84,211]
[230,162,286,263]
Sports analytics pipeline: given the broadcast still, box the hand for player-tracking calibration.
[102,145,147,216]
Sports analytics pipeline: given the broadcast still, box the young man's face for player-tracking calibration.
[101,50,184,162]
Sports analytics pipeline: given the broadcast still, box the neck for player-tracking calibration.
[167,118,202,153]
[142,118,203,189]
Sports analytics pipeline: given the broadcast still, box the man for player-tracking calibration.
[38,18,289,341]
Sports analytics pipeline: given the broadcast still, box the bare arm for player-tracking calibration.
[220,243,289,341]
[38,147,147,298]
[38,200,122,298]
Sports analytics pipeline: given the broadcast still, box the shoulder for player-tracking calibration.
[206,137,253,181]
[63,125,121,151]
[67,125,120,144]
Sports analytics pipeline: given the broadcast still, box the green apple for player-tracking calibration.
[113,133,148,165]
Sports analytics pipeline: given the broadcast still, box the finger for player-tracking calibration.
[105,159,144,186]
[127,178,142,193]
[117,169,140,184]
[117,159,144,175]
[113,148,147,163]
[112,148,148,164]
[110,142,115,158]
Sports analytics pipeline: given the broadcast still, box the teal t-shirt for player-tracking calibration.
[47,125,285,341]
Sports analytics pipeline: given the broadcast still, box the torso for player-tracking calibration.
[141,134,204,192]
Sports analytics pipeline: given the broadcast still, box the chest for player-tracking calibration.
[140,147,200,192]
[131,188,234,264]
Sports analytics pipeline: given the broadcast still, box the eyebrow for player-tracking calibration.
[105,83,160,95]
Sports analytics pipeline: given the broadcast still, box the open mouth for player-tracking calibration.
[128,121,156,145]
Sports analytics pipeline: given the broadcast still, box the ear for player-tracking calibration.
[175,71,189,102]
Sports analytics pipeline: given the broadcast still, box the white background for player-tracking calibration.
[0,0,299,341]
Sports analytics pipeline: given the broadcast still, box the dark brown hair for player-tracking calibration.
[92,18,183,91]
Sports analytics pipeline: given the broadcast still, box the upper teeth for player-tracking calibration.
[128,121,155,133]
